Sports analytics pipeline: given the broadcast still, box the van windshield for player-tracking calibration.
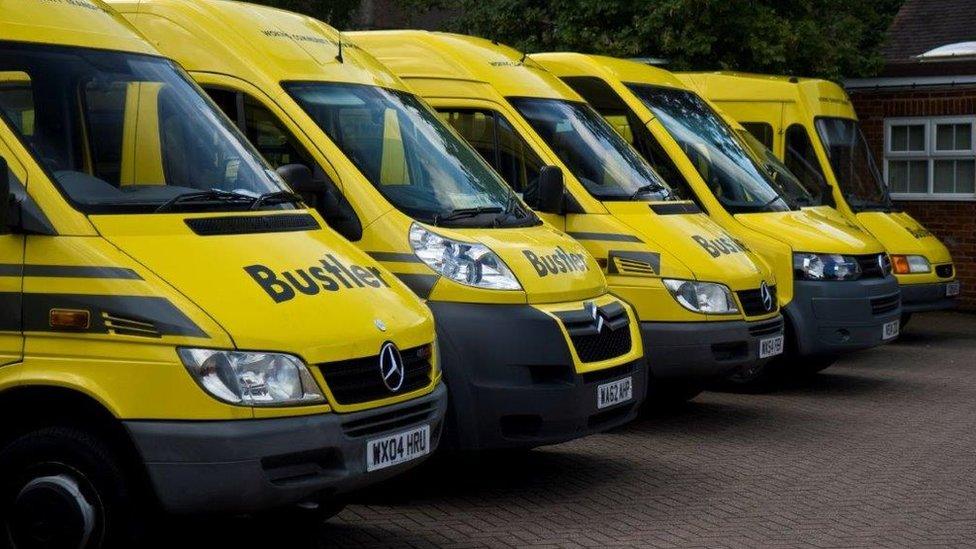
[628,84,793,213]
[815,117,890,210]
[737,128,824,206]
[0,43,291,214]
[508,97,672,201]
[285,82,535,228]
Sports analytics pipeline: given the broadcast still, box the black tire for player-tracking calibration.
[0,427,144,549]
[794,355,838,375]
[645,381,705,407]
[261,500,347,526]
[900,312,913,330]
[718,360,781,393]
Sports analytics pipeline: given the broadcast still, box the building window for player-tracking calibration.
[885,117,976,199]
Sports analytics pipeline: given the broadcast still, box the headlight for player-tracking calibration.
[178,348,325,407]
[409,223,521,290]
[890,254,931,274]
[663,279,738,314]
[793,252,861,280]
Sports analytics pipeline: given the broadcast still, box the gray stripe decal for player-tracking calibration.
[566,231,643,243]
[367,251,423,263]
[394,273,439,299]
[607,251,662,275]
[0,292,21,331]
[0,264,142,280]
[0,292,206,338]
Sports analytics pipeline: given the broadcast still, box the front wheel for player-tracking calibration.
[0,427,143,549]
[645,381,705,407]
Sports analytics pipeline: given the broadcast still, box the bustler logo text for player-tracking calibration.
[245,254,390,303]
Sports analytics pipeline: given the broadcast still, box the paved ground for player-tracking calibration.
[158,311,976,548]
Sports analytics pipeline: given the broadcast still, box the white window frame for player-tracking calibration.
[885,116,976,201]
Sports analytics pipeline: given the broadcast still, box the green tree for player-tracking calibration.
[243,0,362,29]
[398,0,904,80]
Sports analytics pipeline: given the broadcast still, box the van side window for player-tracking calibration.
[785,124,830,200]
[203,87,363,240]
[206,88,316,171]
[742,122,774,149]
[439,109,544,205]
[0,72,35,137]
[560,76,697,202]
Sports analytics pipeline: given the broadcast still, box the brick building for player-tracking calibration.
[846,0,976,310]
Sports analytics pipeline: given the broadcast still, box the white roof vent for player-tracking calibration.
[916,42,976,61]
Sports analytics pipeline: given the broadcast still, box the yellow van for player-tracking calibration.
[110,0,646,450]
[0,1,448,543]
[351,31,787,397]
[529,54,902,382]
[681,72,960,324]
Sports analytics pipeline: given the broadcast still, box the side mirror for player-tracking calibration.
[536,165,565,214]
[277,163,363,241]
[276,163,316,195]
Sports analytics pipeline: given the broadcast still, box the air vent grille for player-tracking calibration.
[185,214,320,236]
[103,313,161,338]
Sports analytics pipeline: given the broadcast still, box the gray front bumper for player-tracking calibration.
[900,281,960,313]
[125,383,447,514]
[785,275,902,356]
[641,315,785,380]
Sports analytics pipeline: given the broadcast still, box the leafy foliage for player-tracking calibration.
[243,0,362,29]
[395,0,904,79]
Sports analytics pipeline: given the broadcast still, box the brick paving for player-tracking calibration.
[157,311,976,548]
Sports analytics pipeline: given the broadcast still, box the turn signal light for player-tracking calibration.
[49,309,91,330]
[891,255,911,274]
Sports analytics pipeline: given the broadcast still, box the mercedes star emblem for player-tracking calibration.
[379,342,405,392]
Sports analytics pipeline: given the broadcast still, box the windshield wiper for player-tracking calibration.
[433,206,504,226]
[155,189,255,213]
[250,190,303,210]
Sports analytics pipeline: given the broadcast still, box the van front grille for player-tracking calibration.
[871,293,901,316]
[554,301,632,363]
[736,285,777,316]
[748,317,784,337]
[856,254,890,279]
[317,345,432,405]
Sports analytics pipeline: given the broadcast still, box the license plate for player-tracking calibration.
[882,320,900,341]
[947,281,961,297]
[597,377,633,409]
[759,335,785,358]
[366,424,430,472]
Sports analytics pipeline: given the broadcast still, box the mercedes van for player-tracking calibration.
[0,1,447,545]
[111,0,646,450]
[530,54,901,382]
[681,73,960,324]
[351,31,786,398]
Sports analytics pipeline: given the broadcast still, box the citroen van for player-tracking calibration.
[0,1,449,544]
[351,31,786,398]
[110,0,646,450]
[529,54,901,382]
[680,73,960,324]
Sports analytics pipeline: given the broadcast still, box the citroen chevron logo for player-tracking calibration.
[585,301,606,333]
[379,342,405,392]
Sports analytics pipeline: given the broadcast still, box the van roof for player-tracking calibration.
[347,30,584,101]
[677,72,855,118]
[532,52,689,91]
[106,0,403,90]
[1,0,155,55]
